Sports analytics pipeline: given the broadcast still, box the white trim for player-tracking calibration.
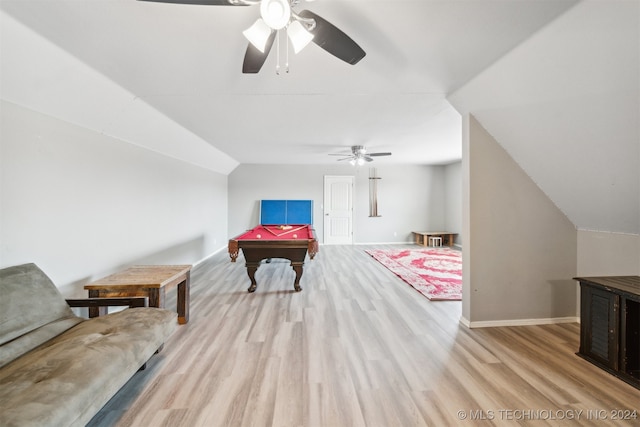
[577,228,640,237]
[459,316,579,329]
[194,246,227,268]
[354,241,461,247]
[353,241,414,245]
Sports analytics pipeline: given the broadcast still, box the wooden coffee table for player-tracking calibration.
[84,265,191,324]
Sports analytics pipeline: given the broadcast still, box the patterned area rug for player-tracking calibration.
[366,247,462,300]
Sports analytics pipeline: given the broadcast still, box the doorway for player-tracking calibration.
[323,175,354,244]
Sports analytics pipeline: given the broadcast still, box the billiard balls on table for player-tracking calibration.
[293,234,297,239]
[256,234,261,239]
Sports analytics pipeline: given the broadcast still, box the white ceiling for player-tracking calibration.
[450,0,639,235]
[2,0,638,235]
[0,0,578,166]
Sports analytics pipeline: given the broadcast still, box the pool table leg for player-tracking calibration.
[246,262,259,293]
[291,263,303,292]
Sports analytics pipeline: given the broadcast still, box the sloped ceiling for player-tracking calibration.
[1,0,577,167]
[450,1,639,235]
[2,0,637,235]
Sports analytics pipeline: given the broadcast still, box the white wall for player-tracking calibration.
[451,0,640,326]
[356,165,446,244]
[577,230,640,276]
[228,164,452,244]
[449,0,640,236]
[462,115,578,327]
[1,11,238,176]
[444,161,462,246]
[1,101,229,296]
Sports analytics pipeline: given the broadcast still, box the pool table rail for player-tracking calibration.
[228,225,319,292]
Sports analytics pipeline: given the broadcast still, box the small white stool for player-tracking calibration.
[428,236,442,247]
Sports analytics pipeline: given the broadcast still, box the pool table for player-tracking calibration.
[228,224,319,292]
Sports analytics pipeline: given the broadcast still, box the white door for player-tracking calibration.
[323,175,354,244]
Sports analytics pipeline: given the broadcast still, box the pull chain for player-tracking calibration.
[273,29,291,75]
[275,30,281,75]
[285,28,290,73]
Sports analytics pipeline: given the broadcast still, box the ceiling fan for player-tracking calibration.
[330,145,392,165]
[137,0,366,74]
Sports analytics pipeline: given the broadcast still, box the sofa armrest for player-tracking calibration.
[66,297,149,312]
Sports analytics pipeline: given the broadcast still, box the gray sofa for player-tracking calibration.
[0,263,177,427]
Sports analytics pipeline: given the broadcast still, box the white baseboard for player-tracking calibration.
[322,241,462,246]
[194,246,227,268]
[459,315,579,329]
[352,241,415,245]
[351,241,461,246]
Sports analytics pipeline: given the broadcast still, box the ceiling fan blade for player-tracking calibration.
[137,0,245,5]
[298,10,366,65]
[369,152,392,157]
[242,31,276,73]
[364,156,374,162]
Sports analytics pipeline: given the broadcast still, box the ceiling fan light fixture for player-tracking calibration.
[243,18,273,53]
[287,20,314,53]
[357,157,365,166]
[260,0,291,30]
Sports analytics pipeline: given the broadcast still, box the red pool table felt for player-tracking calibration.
[228,224,319,292]
[234,224,315,241]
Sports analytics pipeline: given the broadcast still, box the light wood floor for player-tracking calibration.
[88,245,640,426]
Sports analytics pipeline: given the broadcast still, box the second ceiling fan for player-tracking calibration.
[137,0,366,73]
[330,145,392,165]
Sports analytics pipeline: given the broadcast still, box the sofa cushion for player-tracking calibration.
[0,263,78,357]
[0,307,177,427]
[0,316,84,369]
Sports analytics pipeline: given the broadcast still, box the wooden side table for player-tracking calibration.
[84,265,192,324]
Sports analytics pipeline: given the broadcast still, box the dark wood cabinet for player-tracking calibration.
[575,276,640,389]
